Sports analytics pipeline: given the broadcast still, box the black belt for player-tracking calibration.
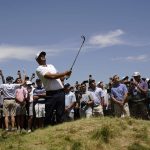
[4,98,15,100]
[46,89,64,95]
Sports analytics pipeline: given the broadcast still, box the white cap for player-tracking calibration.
[133,72,140,77]
[26,81,32,85]
[35,51,46,60]
[146,78,149,82]
[122,76,129,80]
[97,81,103,85]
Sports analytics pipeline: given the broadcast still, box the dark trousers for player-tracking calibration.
[130,101,148,120]
[45,90,65,126]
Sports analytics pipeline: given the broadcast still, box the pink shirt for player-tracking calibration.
[15,86,28,102]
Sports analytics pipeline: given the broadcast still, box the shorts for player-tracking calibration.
[27,102,34,116]
[3,99,16,116]
[93,105,104,117]
[16,103,26,116]
[35,103,45,118]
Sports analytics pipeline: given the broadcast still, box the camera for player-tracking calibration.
[80,101,87,109]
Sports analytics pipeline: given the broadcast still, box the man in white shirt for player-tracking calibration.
[88,80,104,116]
[0,76,20,131]
[80,83,94,118]
[35,51,71,125]
[64,83,76,121]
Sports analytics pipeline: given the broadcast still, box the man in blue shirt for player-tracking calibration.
[111,75,130,117]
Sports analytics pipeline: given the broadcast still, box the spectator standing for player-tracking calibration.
[33,79,46,128]
[26,81,34,133]
[128,72,148,119]
[64,83,76,121]
[0,76,21,131]
[80,83,94,118]
[97,81,110,116]
[88,80,104,117]
[111,75,130,117]
[15,78,28,131]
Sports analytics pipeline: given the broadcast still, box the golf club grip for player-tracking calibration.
[65,68,72,80]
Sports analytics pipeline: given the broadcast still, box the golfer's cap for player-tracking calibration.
[146,78,149,82]
[26,81,32,85]
[35,51,46,60]
[133,72,140,77]
[64,83,71,88]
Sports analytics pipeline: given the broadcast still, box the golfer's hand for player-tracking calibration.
[65,70,72,80]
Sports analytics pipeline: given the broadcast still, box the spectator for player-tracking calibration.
[15,78,28,132]
[111,75,130,117]
[0,76,20,131]
[88,80,104,117]
[64,83,76,121]
[33,79,46,128]
[80,83,94,118]
[128,72,148,119]
[26,81,34,133]
[97,81,110,116]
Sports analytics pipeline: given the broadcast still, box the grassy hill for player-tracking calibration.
[0,117,150,150]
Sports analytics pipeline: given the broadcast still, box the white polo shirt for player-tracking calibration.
[0,83,20,99]
[36,64,64,91]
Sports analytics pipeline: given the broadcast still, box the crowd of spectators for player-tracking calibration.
[0,70,149,133]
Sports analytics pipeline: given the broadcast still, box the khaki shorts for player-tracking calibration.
[3,99,16,116]
[93,105,104,117]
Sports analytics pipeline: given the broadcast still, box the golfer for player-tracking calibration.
[35,51,72,125]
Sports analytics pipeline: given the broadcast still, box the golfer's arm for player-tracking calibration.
[44,72,67,79]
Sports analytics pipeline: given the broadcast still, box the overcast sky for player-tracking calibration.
[0,0,150,85]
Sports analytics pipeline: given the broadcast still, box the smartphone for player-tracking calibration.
[32,73,35,78]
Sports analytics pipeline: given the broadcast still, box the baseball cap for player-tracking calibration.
[6,76,14,81]
[122,76,129,80]
[35,51,46,60]
[36,78,41,82]
[64,83,71,88]
[133,72,140,77]
[97,81,103,85]
[26,81,32,85]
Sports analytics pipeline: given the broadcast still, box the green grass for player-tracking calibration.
[0,117,150,150]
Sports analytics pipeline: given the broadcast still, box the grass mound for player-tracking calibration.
[0,117,150,150]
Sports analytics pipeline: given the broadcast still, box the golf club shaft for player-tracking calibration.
[66,35,85,80]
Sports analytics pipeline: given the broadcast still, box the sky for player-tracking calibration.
[0,0,150,85]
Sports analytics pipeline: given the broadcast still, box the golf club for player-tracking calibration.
[66,35,85,80]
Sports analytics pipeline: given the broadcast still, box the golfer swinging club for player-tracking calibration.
[35,51,72,125]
